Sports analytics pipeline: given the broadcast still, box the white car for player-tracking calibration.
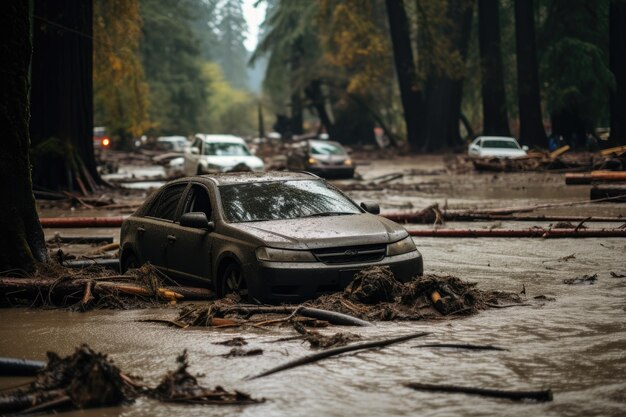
[156,136,189,152]
[468,136,528,158]
[184,134,264,175]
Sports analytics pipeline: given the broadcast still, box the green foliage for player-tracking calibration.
[199,62,258,136]
[214,0,250,89]
[139,0,207,135]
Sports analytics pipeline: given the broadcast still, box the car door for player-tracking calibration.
[165,183,214,284]
[136,183,188,271]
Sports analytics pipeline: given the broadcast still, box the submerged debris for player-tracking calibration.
[221,348,264,358]
[0,345,263,415]
[563,274,598,285]
[292,322,360,349]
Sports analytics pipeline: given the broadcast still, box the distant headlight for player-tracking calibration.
[344,159,353,166]
[256,247,316,262]
[308,157,317,165]
[386,235,416,256]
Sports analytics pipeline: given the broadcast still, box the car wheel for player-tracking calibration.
[121,253,139,273]
[221,262,248,300]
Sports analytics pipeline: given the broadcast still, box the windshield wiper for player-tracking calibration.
[300,211,357,218]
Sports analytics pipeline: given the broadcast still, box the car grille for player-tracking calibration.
[312,244,386,264]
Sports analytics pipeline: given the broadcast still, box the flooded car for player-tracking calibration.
[183,134,264,175]
[120,171,423,303]
[286,139,355,179]
[468,136,529,158]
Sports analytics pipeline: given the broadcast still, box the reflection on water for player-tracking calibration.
[1,238,625,416]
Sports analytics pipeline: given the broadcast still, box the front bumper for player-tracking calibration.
[245,249,423,304]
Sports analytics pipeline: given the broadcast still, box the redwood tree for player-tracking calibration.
[0,3,48,272]
[515,0,545,147]
[478,0,510,136]
[610,0,626,145]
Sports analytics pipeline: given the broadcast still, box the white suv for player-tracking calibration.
[184,134,264,175]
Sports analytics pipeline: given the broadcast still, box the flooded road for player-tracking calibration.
[2,155,625,416]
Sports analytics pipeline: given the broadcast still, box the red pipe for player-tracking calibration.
[40,217,126,228]
[407,229,626,238]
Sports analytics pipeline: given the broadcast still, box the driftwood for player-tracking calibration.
[407,228,626,238]
[411,343,507,351]
[0,357,46,376]
[222,305,372,327]
[404,382,553,402]
[47,235,114,244]
[565,170,626,184]
[248,332,430,380]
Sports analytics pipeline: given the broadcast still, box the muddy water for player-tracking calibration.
[1,236,625,416]
[2,157,625,415]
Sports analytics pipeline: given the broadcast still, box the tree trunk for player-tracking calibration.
[478,0,510,136]
[423,0,474,151]
[305,79,335,138]
[29,0,99,192]
[515,0,546,147]
[385,0,425,151]
[290,44,303,137]
[610,0,626,145]
[0,2,48,272]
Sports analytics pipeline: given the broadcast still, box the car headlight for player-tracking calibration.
[344,159,353,166]
[387,235,416,256]
[256,247,316,262]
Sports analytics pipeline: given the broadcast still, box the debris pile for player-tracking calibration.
[0,345,263,415]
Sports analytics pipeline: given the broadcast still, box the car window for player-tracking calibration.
[309,142,346,155]
[219,180,360,223]
[182,184,212,220]
[482,139,520,149]
[146,184,187,221]
[204,142,251,156]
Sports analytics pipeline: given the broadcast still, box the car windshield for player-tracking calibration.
[482,139,520,149]
[204,142,251,156]
[309,142,346,155]
[219,180,361,222]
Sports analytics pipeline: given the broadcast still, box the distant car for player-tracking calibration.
[468,136,528,158]
[157,136,189,153]
[119,171,423,304]
[286,139,355,179]
[184,134,264,175]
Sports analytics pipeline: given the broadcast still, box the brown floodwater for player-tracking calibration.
[2,157,625,416]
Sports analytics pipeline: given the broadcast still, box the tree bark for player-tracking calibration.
[29,0,100,191]
[515,0,546,147]
[423,0,474,151]
[385,0,425,151]
[290,43,303,137]
[478,0,510,136]
[610,0,626,145]
[0,2,48,272]
[305,79,335,138]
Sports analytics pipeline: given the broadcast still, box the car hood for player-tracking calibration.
[311,154,348,163]
[478,148,527,158]
[227,213,408,250]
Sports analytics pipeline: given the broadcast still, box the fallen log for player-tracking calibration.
[0,357,45,376]
[407,228,626,238]
[404,382,553,402]
[223,305,371,327]
[590,185,626,202]
[40,217,126,228]
[248,331,430,380]
[64,259,120,271]
[411,343,507,351]
[47,235,114,244]
[565,170,626,185]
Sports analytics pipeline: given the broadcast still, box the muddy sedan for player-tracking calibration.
[120,171,423,303]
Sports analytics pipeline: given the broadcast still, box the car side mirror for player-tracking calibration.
[522,145,529,151]
[190,147,199,155]
[360,201,380,215]
[180,212,213,231]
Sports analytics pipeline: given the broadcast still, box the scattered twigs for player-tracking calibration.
[404,382,553,402]
[382,212,625,224]
[411,343,507,351]
[223,306,372,327]
[247,332,430,380]
[80,280,94,310]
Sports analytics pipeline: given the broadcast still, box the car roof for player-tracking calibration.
[179,171,320,186]
[195,134,245,144]
[478,136,518,142]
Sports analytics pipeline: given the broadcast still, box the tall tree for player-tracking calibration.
[610,0,626,145]
[30,0,100,191]
[215,0,249,89]
[514,0,545,147]
[0,3,48,271]
[478,0,510,136]
[140,0,206,134]
[385,0,425,150]
[94,0,150,144]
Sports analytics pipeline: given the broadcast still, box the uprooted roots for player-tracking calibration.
[0,345,262,415]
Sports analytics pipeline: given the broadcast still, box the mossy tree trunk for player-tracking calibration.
[29,0,100,192]
[0,3,48,272]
